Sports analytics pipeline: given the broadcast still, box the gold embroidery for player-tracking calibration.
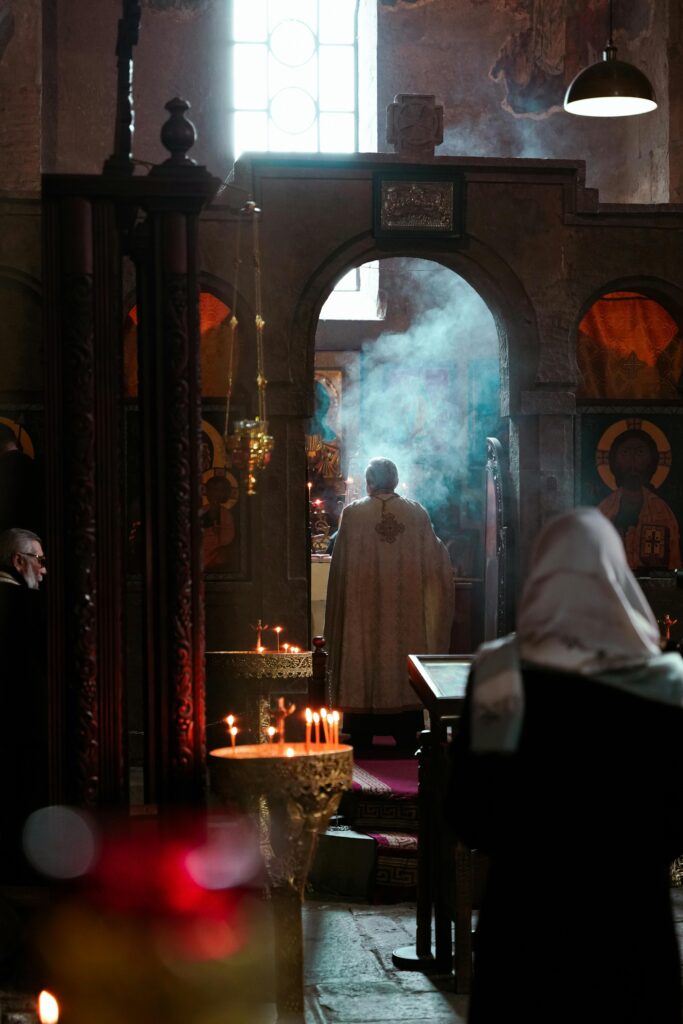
[374,496,405,544]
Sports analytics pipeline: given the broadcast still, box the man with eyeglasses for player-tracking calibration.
[0,528,47,590]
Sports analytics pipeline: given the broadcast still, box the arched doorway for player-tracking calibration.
[307,255,501,653]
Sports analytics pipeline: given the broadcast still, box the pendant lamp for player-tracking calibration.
[564,0,656,117]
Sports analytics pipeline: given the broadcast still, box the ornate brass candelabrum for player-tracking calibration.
[210,742,353,1018]
[225,418,274,496]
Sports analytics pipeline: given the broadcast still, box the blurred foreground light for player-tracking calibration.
[23,806,99,879]
[38,990,59,1023]
[185,820,261,891]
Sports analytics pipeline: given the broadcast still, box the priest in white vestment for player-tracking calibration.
[325,457,454,746]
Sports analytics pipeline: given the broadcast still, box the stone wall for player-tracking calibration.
[377,0,670,204]
[0,0,41,193]
[37,0,676,202]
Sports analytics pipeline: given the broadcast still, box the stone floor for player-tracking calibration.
[299,886,683,1024]
[3,888,683,1021]
[301,898,467,1023]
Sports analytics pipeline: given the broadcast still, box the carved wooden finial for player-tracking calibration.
[386,94,444,158]
[159,97,198,168]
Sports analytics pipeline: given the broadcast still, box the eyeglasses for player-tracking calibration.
[20,551,46,567]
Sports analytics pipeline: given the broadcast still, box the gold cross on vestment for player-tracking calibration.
[375,510,405,544]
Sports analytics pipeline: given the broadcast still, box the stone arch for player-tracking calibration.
[291,232,539,421]
[576,276,683,327]
[292,233,542,632]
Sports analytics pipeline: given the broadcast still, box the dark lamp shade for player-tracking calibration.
[564,49,657,117]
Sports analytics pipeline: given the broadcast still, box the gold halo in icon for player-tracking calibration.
[0,417,35,459]
[200,419,240,509]
[595,417,672,491]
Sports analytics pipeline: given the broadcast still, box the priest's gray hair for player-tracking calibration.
[0,528,42,570]
[365,457,399,493]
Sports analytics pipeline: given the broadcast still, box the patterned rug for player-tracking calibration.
[340,754,419,902]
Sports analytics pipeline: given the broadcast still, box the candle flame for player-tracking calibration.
[313,712,320,723]
[267,726,276,741]
[285,747,295,757]
[226,714,235,728]
[230,726,238,737]
[38,991,59,1024]
[274,626,283,634]
[305,708,312,724]
[283,643,290,652]
[257,646,265,654]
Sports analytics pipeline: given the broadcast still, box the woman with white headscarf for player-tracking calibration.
[451,507,683,1024]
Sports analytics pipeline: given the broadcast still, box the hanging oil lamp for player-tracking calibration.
[223,200,274,495]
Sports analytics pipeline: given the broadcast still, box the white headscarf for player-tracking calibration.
[471,507,683,752]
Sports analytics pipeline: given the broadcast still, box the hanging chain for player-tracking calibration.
[223,207,243,444]
[222,198,274,496]
[249,201,268,423]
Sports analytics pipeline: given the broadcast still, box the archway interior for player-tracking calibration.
[577,291,682,401]
[308,256,501,651]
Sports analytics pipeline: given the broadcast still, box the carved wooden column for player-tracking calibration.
[134,99,220,808]
[44,96,218,813]
[43,187,126,807]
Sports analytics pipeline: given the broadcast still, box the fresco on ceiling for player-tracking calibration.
[490,0,652,119]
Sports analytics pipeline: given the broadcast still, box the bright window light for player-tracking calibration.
[320,262,383,321]
[231,0,362,157]
[232,0,378,318]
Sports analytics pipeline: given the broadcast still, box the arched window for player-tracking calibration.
[231,0,376,158]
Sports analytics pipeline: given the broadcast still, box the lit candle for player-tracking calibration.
[313,711,320,745]
[273,625,283,652]
[332,710,340,745]
[290,645,300,654]
[226,714,235,730]
[267,726,276,743]
[283,642,290,653]
[230,725,238,750]
[285,747,295,758]
[38,991,59,1024]
[305,708,312,749]
[257,645,265,654]
[320,708,330,745]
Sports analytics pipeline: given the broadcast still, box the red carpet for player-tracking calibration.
[342,754,419,902]
[352,757,418,798]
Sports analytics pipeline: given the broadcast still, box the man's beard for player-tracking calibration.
[25,570,41,590]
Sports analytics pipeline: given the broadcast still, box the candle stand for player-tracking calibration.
[210,742,353,1018]
[205,650,321,744]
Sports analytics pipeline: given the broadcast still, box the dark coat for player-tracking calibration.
[451,666,683,1024]
[0,579,48,880]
